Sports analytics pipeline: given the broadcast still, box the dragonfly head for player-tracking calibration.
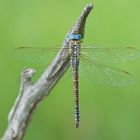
[67,33,83,42]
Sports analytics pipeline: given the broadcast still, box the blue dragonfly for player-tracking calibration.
[14,33,140,128]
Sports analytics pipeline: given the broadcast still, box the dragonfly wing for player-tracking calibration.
[79,54,134,86]
[13,46,63,64]
[81,46,140,64]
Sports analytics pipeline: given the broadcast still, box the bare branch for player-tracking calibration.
[1,3,93,140]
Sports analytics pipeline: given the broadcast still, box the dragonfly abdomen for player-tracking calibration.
[71,44,80,128]
[72,66,80,128]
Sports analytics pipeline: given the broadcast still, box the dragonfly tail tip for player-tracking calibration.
[75,122,79,128]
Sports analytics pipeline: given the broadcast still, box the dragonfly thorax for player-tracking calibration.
[69,43,80,67]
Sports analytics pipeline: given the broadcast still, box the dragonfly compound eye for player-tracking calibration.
[67,33,82,40]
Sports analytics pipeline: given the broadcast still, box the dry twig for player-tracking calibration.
[1,3,93,140]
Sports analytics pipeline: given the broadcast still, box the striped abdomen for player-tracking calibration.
[72,66,79,128]
[71,45,80,128]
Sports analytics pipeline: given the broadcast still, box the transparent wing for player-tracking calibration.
[81,46,140,64]
[79,54,134,86]
[13,46,64,64]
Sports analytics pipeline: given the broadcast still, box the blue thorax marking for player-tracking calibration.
[67,33,82,40]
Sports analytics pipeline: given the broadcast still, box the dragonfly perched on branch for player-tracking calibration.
[14,32,140,128]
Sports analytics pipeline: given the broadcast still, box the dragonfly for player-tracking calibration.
[14,32,140,128]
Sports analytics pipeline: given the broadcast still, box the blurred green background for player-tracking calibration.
[0,0,140,140]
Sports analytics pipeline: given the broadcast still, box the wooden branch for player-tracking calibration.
[1,3,93,140]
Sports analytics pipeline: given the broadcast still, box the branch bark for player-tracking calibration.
[1,3,93,140]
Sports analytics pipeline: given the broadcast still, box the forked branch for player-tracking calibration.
[1,3,93,140]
